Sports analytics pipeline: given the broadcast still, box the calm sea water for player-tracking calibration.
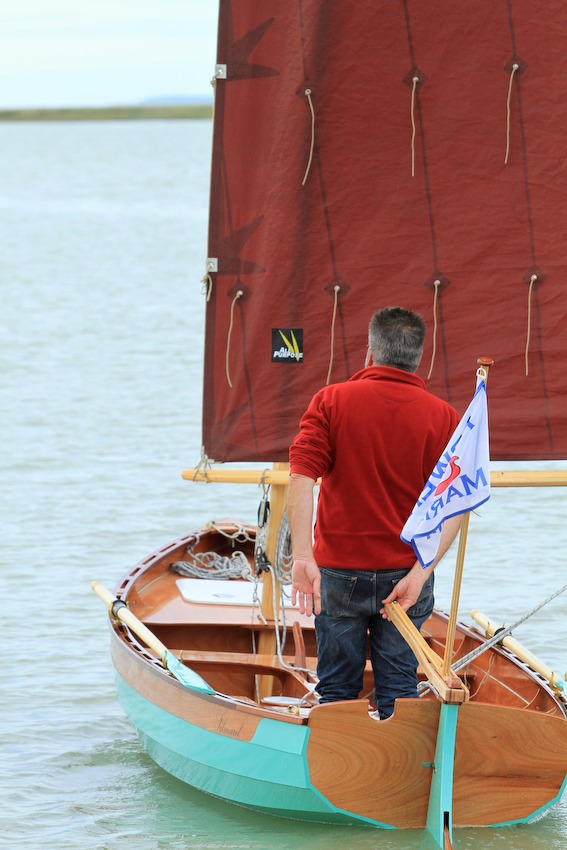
[1,119,566,850]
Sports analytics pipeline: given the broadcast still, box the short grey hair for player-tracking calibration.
[368,306,426,373]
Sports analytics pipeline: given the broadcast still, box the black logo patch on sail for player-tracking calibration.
[272,329,304,363]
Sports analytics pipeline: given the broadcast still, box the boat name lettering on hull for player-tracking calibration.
[216,713,245,738]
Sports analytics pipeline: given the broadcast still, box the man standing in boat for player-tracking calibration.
[288,306,462,719]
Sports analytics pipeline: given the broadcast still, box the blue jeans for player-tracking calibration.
[315,567,434,719]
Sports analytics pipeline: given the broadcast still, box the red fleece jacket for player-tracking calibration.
[289,366,460,570]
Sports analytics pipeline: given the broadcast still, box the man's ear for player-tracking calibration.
[365,348,373,367]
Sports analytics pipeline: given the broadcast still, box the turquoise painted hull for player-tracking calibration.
[116,675,390,826]
[116,672,567,829]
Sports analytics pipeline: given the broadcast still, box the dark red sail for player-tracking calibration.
[203,0,567,462]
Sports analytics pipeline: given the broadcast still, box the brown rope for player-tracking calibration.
[505,63,519,164]
[201,273,213,302]
[524,273,537,376]
[302,89,315,186]
[411,76,419,177]
[225,290,243,388]
[426,279,441,380]
[326,284,341,385]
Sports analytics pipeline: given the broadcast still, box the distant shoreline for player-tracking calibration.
[0,104,213,122]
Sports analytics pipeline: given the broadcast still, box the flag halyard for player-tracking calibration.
[401,380,490,568]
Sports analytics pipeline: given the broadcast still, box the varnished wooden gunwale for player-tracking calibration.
[113,525,566,713]
[110,626,309,737]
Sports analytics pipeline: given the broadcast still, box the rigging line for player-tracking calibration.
[411,76,419,176]
[504,63,519,164]
[418,578,567,695]
[524,273,537,376]
[326,284,341,385]
[265,561,317,680]
[225,289,243,388]
[426,279,441,380]
[302,88,315,186]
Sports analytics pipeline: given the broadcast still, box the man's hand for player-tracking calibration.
[291,556,321,616]
[380,566,428,618]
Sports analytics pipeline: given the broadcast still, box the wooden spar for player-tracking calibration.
[91,581,215,693]
[442,513,470,677]
[441,357,493,676]
[182,467,567,487]
[470,609,567,693]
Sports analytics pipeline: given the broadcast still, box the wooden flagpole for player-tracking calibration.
[442,357,493,677]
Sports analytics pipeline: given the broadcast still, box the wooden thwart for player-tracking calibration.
[384,601,469,704]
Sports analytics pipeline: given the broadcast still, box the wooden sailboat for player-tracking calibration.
[94,2,567,847]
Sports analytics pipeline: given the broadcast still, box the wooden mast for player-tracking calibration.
[256,461,289,698]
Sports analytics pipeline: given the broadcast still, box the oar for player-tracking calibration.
[418,580,567,695]
[470,609,566,693]
[91,581,215,694]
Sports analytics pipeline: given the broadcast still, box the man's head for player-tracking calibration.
[368,306,426,373]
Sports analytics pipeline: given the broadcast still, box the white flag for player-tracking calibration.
[401,379,490,568]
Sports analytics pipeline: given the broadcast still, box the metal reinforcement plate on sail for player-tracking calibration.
[202,0,567,463]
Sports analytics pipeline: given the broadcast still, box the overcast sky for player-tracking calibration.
[1,1,220,108]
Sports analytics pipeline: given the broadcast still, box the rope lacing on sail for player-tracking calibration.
[302,88,315,186]
[426,278,441,380]
[326,284,341,385]
[410,75,419,177]
[225,289,243,387]
[505,63,519,164]
[524,273,537,376]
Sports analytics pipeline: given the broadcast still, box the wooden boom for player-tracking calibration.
[182,468,567,487]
